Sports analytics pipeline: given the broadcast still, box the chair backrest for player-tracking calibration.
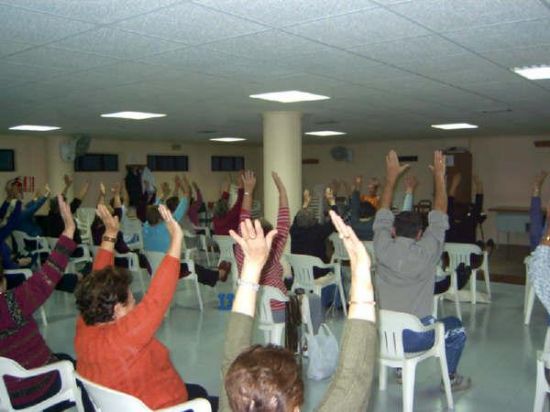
[143,251,165,276]
[378,310,426,360]
[212,235,236,263]
[11,231,27,254]
[258,286,289,325]
[444,242,482,271]
[76,373,211,412]
[329,233,349,262]
[4,268,33,280]
[285,254,324,289]
[0,357,83,412]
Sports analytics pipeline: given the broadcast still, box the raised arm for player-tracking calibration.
[350,176,362,224]
[241,170,256,216]
[1,195,76,325]
[402,175,418,212]
[221,219,277,410]
[114,205,183,346]
[271,172,290,260]
[317,211,376,411]
[62,174,72,198]
[379,150,409,210]
[92,204,119,270]
[430,150,447,213]
[97,182,107,206]
[0,200,22,243]
[187,181,203,226]
[111,182,122,209]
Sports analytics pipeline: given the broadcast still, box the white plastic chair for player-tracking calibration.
[285,253,347,316]
[116,252,148,295]
[533,350,550,412]
[0,357,84,412]
[212,235,238,289]
[378,310,453,412]
[329,232,349,264]
[144,251,203,314]
[45,237,92,274]
[258,286,290,346]
[123,218,145,252]
[12,231,50,268]
[524,255,538,325]
[75,373,211,412]
[445,243,491,304]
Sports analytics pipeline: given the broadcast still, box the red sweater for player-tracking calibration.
[213,188,244,235]
[235,207,290,311]
[75,249,187,409]
[0,236,75,408]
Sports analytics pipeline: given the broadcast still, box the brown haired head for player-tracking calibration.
[146,205,162,226]
[225,344,304,412]
[75,266,133,325]
[165,196,179,213]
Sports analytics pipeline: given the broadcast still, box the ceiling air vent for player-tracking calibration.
[330,146,353,162]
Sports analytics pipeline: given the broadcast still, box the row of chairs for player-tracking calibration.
[0,357,211,412]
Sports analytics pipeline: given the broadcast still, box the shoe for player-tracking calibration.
[442,374,471,392]
[218,261,231,282]
[395,368,402,384]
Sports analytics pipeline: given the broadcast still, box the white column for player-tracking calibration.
[46,136,74,198]
[262,111,302,224]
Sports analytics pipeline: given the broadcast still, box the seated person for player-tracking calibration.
[0,195,93,411]
[213,175,244,236]
[446,173,484,245]
[143,178,228,286]
[528,201,550,314]
[75,204,218,410]
[373,150,470,391]
[235,171,289,324]
[360,177,380,209]
[44,175,90,244]
[290,188,337,278]
[530,171,548,252]
[10,183,50,237]
[221,211,376,411]
[350,176,377,240]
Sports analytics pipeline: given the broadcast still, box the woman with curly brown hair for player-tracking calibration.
[74,204,218,411]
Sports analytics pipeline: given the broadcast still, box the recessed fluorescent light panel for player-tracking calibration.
[249,90,330,103]
[101,111,166,120]
[305,131,347,136]
[431,123,478,130]
[209,137,247,142]
[9,125,61,131]
[512,65,550,80]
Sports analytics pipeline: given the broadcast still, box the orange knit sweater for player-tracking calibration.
[75,248,188,409]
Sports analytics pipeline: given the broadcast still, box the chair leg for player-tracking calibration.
[439,355,454,410]
[194,278,204,312]
[40,307,48,327]
[337,281,347,316]
[534,360,548,412]
[379,362,387,391]
[483,253,492,299]
[471,269,477,305]
[525,286,536,325]
[402,363,416,412]
[452,271,462,321]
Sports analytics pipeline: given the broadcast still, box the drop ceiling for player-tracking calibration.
[1,0,549,143]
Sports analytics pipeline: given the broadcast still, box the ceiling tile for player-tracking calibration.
[203,30,331,62]
[0,40,34,58]
[286,7,430,48]
[119,2,268,45]
[481,45,550,68]
[0,0,182,24]
[50,28,185,59]
[5,47,121,72]
[0,62,66,84]
[192,0,376,27]
[0,4,95,45]
[445,19,550,53]
[388,0,550,32]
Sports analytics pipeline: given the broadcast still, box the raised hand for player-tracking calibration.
[161,182,171,199]
[63,174,73,187]
[242,170,256,193]
[96,204,119,237]
[404,175,419,193]
[354,175,363,191]
[180,175,191,197]
[386,150,409,182]
[44,183,51,197]
[271,171,286,193]
[111,182,121,195]
[328,210,370,275]
[533,171,548,195]
[158,204,182,241]
[229,219,277,280]
[325,187,336,205]
[428,150,446,179]
[59,194,76,238]
[303,189,311,208]
[99,182,106,197]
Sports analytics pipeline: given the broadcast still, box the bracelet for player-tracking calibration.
[102,235,117,243]
[237,279,260,291]
[348,300,376,306]
[244,192,250,196]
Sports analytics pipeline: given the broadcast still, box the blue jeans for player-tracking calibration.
[403,316,466,375]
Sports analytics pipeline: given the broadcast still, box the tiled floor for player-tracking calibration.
[40,277,545,412]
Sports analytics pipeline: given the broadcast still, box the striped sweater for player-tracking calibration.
[235,207,290,311]
[0,236,76,408]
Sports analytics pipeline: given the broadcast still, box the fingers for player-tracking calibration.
[229,229,246,249]
[265,229,278,251]
[158,204,173,223]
